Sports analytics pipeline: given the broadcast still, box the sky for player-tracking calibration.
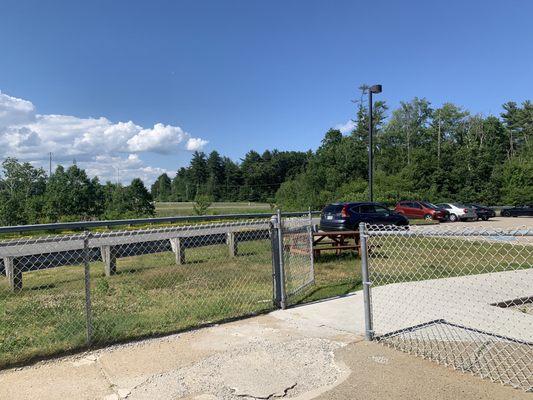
[1,0,532,184]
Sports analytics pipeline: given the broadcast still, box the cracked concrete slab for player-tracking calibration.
[127,338,348,400]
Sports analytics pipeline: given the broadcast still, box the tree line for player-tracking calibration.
[150,149,310,203]
[152,88,532,210]
[0,159,154,226]
[275,88,532,209]
[1,88,531,226]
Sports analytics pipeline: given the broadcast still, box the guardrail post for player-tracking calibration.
[270,211,287,309]
[170,238,185,265]
[4,256,22,291]
[100,245,117,276]
[226,232,238,257]
[359,222,374,341]
[83,231,93,345]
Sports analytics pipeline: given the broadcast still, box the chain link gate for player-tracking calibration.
[269,211,315,308]
[361,223,533,392]
[281,214,315,305]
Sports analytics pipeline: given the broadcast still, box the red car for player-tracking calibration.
[394,201,448,221]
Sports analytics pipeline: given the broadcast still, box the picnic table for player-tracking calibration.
[312,230,361,258]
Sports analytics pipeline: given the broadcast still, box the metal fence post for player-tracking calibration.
[270,211,287,309]
[83,230,93,346]
[359,222,373,341]
[307,207,315,282]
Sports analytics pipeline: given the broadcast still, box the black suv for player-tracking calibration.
[320,202,409,231]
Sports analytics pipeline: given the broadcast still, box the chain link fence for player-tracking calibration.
[363,224,533,392]
[0,218,279,367]
[0,234,88,367]
[1,212,388,370]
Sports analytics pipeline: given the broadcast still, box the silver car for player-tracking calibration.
[436,203,477,222]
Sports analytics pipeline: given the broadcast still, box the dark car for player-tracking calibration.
[320,202,409,231]
[501,205,533,217]
[467,204,496,221]
[394,200,448,221]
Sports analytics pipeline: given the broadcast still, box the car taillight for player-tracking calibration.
[463,209,468,213]
[341,205,349,218]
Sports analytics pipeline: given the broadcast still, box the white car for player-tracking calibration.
[436,203,477,222]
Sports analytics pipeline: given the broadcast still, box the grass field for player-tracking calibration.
[155,202,273,217]
[1,232,529,369]
[0,237,360,368]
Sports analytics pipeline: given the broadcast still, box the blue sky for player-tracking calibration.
[0,0,532,183]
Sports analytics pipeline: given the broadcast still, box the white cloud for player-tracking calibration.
[0,91,208,184]
[127,123,190,153]
[186,137,209,151]
[0,91,35,128]
[334,120,356,134]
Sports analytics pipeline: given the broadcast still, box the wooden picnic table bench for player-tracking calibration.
[312,230,361,258]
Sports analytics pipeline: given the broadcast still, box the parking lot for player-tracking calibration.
[433,216,532,230]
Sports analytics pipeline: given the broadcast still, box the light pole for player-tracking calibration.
[368,84,382,202]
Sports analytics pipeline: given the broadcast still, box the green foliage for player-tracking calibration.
[193,194,213,215]
[0,159,155,225]
[500,146,533,205]
[275,91,533,209]
[156,149,309,203]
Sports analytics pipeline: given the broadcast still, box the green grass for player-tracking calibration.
[0,238,359,368]
[155,201,273,217]
[368,236,533,284]
[1,234,529,368]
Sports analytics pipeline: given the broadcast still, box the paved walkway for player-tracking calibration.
[0,291,529,399]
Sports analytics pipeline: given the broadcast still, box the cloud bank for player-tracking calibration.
[0,91,208,184]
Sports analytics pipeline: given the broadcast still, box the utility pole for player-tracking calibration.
[49,152,52,177]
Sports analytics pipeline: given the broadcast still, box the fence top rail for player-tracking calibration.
[364,225,533,237]
[0,210,320,234]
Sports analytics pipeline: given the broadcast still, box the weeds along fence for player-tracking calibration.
[0,211,360,368]
[361,224,533,392]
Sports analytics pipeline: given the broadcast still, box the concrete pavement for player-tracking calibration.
[0,290,529,399]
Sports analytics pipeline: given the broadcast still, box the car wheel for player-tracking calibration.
[481,216,488,221]
[449,214,458,222]
[424,214,433,221]
[501,210,510,217]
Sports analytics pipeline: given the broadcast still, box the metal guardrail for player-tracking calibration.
[0,214,317,369]
[0,211,321,234]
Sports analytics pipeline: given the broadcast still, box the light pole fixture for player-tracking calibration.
[368,84,382,202]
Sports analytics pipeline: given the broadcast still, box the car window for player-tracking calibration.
[412,202,422,209]
[374,205,390,215]
[403,202,414,208]
[323,205,342,213]
[437,204,450,209]
[422,202,440,210]
[359,205,375,213]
